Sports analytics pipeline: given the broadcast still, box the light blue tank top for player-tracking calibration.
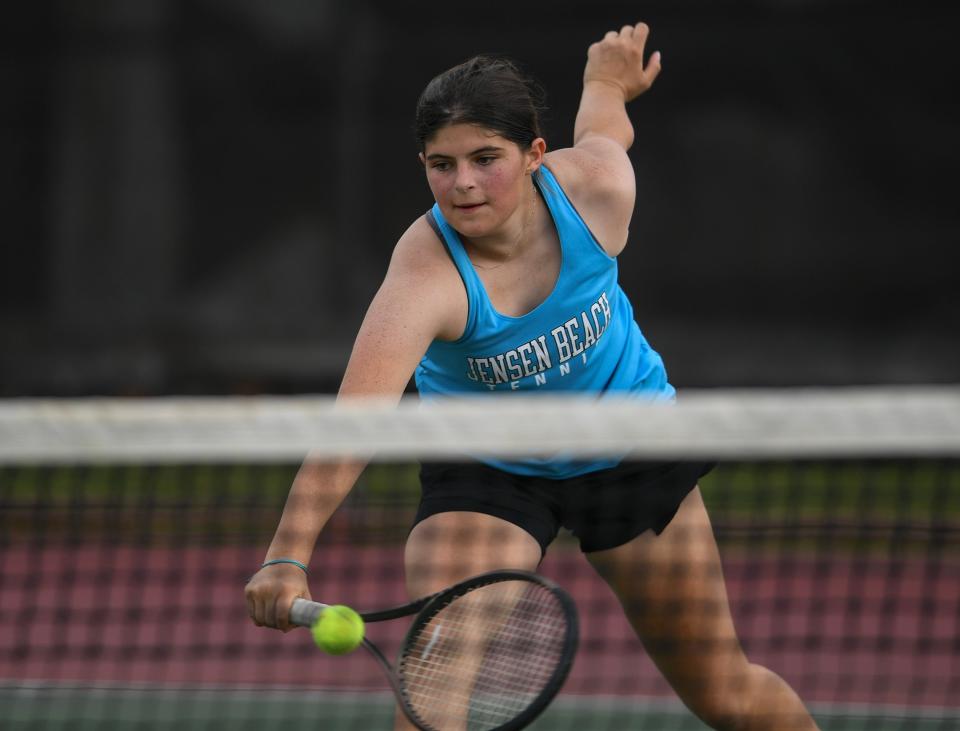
[415,164,674,478]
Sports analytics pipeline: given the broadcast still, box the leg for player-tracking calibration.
[394,511,543,731]
[404,510,543,595]
[586,487,820,731]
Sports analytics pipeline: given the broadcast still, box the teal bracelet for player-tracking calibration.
[261,558,308,574]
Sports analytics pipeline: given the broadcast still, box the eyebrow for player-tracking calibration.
[424,145,505,161]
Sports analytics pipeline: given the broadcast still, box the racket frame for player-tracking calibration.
[290,569,578,731]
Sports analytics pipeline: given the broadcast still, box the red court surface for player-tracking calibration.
[2,543,957,708]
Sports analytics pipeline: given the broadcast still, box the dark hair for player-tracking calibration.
[414,55,547,150]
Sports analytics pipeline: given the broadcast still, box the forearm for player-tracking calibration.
[263,457,367,565]
[573,80,634,150]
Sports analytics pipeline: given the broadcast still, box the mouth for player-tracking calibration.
[454,202,486,212]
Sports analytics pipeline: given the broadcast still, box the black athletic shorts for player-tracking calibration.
[414,459,715,556]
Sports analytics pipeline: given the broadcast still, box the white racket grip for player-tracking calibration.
[290,598,329,628]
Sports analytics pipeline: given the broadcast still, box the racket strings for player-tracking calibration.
[398,580,570,730]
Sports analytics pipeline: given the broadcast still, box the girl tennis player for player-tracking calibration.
[246,22,819,730]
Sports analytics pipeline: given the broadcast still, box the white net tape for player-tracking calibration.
[1,386,958,464]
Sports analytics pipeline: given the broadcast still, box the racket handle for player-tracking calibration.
[289,598,329,628]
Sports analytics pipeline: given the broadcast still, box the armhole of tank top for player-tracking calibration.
[425,209,478,344]
[537,165,616,263]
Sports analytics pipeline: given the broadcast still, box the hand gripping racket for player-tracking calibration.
[290,569,579,731]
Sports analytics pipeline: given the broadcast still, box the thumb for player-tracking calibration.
[281,588,314,633]
[276,589,306,632]
[646,50,663,84]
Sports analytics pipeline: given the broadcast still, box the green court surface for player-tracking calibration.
[4,685,958,730]
[4,460,957,549]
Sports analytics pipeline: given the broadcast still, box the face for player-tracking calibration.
[420,124,544,240]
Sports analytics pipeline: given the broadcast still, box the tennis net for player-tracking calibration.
[2,387,958,730]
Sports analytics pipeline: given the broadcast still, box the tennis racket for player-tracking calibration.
[290,569,578,731]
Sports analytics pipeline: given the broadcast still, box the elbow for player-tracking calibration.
[575,126,634,152]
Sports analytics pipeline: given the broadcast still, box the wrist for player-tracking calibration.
[582,77,629,102]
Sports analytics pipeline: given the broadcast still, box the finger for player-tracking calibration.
[264,593,278,629]
[275,593,293,632]
[632,22,650,54]
[245,592,258,626]
[620,24,634,37]
[281,590,309,633]
[604,30,618,41]
[646,50,663,84]
[253,595,267,627]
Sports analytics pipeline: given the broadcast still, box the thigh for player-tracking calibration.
[585,487,748,691]
[404,511,542,598]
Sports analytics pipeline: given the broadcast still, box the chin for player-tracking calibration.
[446,209,494,235]
[453,219,497,239]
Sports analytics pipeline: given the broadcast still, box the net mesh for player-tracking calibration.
[2,388,959,730]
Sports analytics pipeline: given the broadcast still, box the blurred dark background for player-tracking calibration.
[3,0,957,396]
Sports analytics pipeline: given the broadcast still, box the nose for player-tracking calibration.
[454,165,476,192]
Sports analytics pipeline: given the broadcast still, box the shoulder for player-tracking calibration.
[389,214,450,276]
[382,214,467,341]
[544,142,636,256]
[337,215,466,398]
[545,141,635,204]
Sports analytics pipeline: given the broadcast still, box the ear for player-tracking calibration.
[418,152,426,167]
[524,137,547,174]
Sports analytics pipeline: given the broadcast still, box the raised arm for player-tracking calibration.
[575,22,662,151]
[244,218,464,631]
[546,22,662,256]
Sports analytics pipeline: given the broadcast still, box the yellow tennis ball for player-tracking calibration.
[311,605,365,655]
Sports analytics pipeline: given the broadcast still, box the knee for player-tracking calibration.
[679,667,756,731]
[681,662,810,731]
[688,697,749,731]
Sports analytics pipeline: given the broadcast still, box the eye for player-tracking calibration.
[476,156,495,165]
[430,161,451,172]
